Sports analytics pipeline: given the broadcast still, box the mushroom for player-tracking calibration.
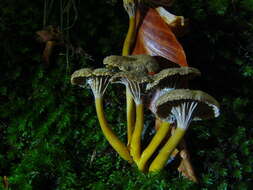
[149,89,220,171]
[104,54,160,147]
[146,67,201,114]
[103,54,160,75]
[121,0,139,148]
[71,68,132,163]
[137,67,200,171]
[71,68,93,87]
[111,71,151,162]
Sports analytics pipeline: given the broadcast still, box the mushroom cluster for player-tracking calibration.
[71,54,220,177]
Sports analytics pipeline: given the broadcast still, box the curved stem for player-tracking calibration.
[122,17,136,56]
[149,128,186,172]
[95,97,133,163]
[138,121,171,171]
[130,103,144,162]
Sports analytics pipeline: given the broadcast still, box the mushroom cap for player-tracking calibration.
[71,68,93,85]
[156,89,220,120]
[71,68,114,86]
[103,54,160,74]
[92,68,115,77]
[111,71,152,84]
[146,67,201,91]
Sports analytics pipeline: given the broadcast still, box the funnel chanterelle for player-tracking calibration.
[71,68,114,99]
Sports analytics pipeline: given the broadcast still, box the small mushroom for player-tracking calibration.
[149,89,220,171]
[155,89,219,121]
[146,67,201,91]
[71,68,132,163]
[111,71,151,162]
[71,68,113,99]
[146,67,201,115]
[104,54,158,147]
[104,54,160,75]
[104,54,159,150]
[136,67,200,171]
[71,68,93,87]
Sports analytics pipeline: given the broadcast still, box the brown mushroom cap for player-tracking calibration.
[111,71,152,84]
[71,68,114,86]
[92,68,115,77]
[71,68,93,85]
[103,54,160,74]
[156,89,220,120]
[111,71,152,104]
[71,67,115,98]
[146,67,201,91]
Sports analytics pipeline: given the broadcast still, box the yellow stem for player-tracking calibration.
[122,16,136,56]
[126,90,135,147]
[149,128,186,172]
[122,16,136,147]
[95,97,132,163]
[130,103,144,162]
[138,122,171,171]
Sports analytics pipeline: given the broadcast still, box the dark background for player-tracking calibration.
[0,0,253,189]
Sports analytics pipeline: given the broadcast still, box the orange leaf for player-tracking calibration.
[132,8,188,67]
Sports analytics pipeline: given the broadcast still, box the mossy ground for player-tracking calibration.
[0,0,253,189]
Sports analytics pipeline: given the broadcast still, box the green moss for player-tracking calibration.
[0,0,253,189]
